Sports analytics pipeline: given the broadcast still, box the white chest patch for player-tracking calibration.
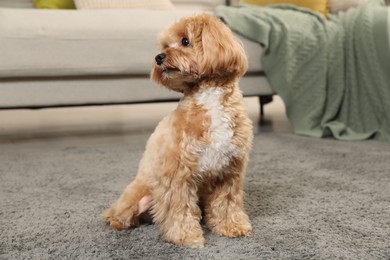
[194,88,238,173]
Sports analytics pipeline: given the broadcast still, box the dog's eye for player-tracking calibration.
[181,38,190,47]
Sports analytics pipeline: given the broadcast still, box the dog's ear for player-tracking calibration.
[199,16,248,79]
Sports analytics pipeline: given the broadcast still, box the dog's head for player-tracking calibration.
[151,14,248,92]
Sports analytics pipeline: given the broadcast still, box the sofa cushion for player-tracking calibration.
[240,0,329,16]
[74,0,174,10]
[33,0,76,9]
[172,0,226,4]
[0,0,34,8]
[0,8,263,79]
[172,0,227,10]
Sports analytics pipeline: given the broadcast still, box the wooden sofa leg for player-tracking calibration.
[259,95,273,117]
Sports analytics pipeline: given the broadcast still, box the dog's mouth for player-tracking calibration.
[161,66,181,74]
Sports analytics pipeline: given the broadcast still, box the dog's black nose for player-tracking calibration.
[155,53,166,65]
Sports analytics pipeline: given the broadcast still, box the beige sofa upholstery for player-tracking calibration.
[0,0,274,110]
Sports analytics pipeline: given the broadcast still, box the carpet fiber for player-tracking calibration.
[1,130,389,259]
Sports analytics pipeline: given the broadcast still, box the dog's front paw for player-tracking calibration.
[208,211,252,238]
[102,194,153,230]
[185,238,207,249]
[102,205,138,230]
[163,227,206,248]
[182,231,207,249]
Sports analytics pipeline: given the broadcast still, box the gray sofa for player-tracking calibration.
[0,0,274,113]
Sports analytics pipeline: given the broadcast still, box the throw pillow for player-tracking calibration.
[75,0,175,10]
[33,0,76,9]
[240,0,329,16]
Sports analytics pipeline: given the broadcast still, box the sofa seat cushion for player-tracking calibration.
[0,8,264,79]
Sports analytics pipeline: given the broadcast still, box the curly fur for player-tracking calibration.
[102,14,253,248]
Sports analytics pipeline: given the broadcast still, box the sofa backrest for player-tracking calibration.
[172,0,226,10]
[0,0,228,9]
[171,0,226,5]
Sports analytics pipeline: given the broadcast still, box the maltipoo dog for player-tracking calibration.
[103,13,253,248]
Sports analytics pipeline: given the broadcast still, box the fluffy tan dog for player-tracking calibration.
[103,13,253,248]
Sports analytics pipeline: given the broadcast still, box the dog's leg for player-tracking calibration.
[102,174,152,230]
[152,169,205,248]
[204,158,252,238]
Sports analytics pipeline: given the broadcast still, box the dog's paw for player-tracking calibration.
[209,212,252,238]
[211,220,252,238]
[182,236,207,249]
[102,195,153,230]
[102,205,138,230]
[160,219,206,248]
[164,228,206,248]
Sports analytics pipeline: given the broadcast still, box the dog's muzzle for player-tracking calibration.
[155,53,166,66]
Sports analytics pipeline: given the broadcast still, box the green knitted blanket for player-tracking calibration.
[216,0,390,141]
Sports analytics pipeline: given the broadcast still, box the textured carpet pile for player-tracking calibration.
[1,131,389,259]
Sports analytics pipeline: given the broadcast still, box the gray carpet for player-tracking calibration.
[1,130,389,260]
